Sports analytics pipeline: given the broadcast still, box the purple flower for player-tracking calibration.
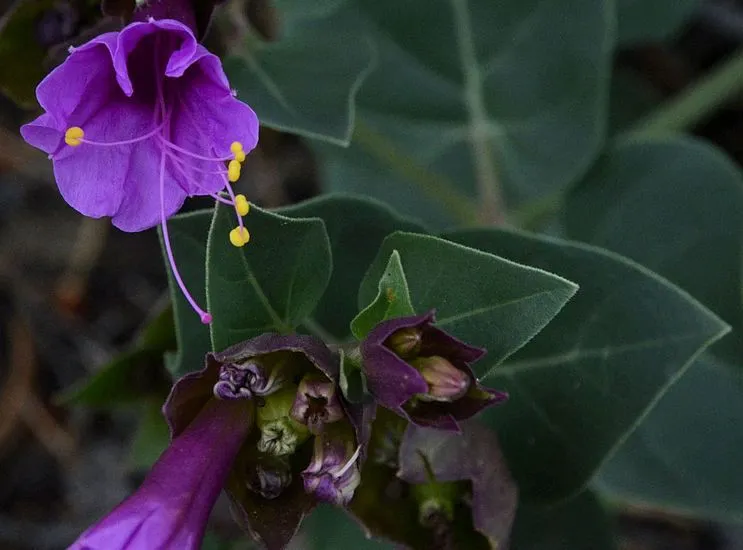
[69,398,251,550]
[302,427,362,505]
[21,18,259,324]
[164,333,374,550]
[360,311,507,431]
[290,372,346,434]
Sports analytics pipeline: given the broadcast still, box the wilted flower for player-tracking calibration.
[349,419,518,549]
[302,426,362,505]
[165,333,372,550]
[21,17,259,324]
[360,311,507,431]
[213,360,285,400]
[290,372,345,434]
[69,398,251,550]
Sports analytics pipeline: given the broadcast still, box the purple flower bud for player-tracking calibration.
[385,327,422,358]
[290,373,345,433]
[213,360,284,400]
[411,356,471,402]
[361,310,507,431]
[246,456,293,500]
[302,430,362,506]
[69,399,251,550]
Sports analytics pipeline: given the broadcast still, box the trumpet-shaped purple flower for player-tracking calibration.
[21,18,259,324]
[360,311,508,431]
[69,398,251,550]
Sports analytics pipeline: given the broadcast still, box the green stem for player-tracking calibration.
[630,47,743,136]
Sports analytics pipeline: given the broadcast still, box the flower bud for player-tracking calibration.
[246,455,293,500]
[360,311,506,431]
[213,360,284,401]
[302,428,361,506]
[290,373,345,434]
[256,386,310,456]
[384,327,423,359]
[411,356,471,402]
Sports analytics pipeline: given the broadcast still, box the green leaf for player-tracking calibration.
[564,137,743,520]
[511,491,617,550]
[206,203,332,351]
[339,349,369,403]
[351,250,415,339]
[161,210,214,378]
[57,349,170,407]
[445,228,728,502]
[360,232,578,373]
[565,137,743,365]
[595,355,743,522]
[136,304,177,350]
[128,401,169,471]
[279,194,425,340]
[303,504,390,549]
[616,0,697,46]
[313,0,613,225]
[225,0,376,145]
[58,304,175,407]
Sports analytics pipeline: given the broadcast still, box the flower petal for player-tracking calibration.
[113,19,198,96]
[167,52,259,195]
[398,423,518,547]
[70,399,252,550]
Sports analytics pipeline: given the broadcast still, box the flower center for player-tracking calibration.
[57,36,255,324]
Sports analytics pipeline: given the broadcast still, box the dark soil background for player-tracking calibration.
[1,0,743,548]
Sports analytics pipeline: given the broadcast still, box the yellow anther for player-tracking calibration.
[229,226,250,247]
[235,194,250,216]
[235,150,246,163]
[65,126,84,147]
[228,160,241,183]
[230,141,244,155]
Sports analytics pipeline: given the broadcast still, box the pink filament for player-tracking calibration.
[79,120,167,147]
[158,153,212,324]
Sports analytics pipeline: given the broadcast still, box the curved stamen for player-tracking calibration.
[165,151,231,175]
[164,150,235,205]
[336,446,362,478]
[78,120,168,147]
[159,153,212,324]
[158,137,234,163]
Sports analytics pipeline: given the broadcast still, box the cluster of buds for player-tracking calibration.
[361,311,507,431]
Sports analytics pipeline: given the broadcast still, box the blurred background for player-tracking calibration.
[3,0,743,548]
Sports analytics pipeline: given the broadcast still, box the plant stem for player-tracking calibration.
[630,47,743,136]
[450,0,505,225]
